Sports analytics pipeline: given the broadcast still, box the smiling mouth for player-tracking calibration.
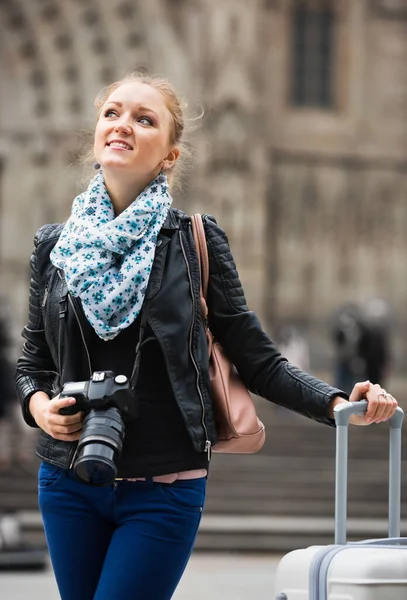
[107,141,133,150]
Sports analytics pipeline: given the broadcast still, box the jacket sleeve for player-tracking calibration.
[203,215,348,426]
[15,227,58,427]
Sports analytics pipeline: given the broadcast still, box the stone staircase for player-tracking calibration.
[1,400,406,552]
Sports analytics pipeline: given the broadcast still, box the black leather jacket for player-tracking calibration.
[16,209,346,469]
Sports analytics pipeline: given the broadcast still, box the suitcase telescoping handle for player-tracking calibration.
[333,401,404,545]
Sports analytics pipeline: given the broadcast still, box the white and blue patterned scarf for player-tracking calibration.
[50,171,172,340]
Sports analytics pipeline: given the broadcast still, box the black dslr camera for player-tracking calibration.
[59,371,137,486]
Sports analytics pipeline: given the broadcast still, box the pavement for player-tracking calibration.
[0,552,283,599]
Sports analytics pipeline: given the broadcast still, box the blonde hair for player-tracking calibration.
[87,70,199,190]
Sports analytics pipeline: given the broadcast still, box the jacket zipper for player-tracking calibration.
[65,294,92,469]
[42,282,49,307]
[32,279,58,380]
[67,294,93,378]
[178,230,211,460]
[57,295,67,392]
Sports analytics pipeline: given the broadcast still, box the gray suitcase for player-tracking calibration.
[274,401,407,600]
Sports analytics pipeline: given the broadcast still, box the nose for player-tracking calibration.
[114,114,132,135]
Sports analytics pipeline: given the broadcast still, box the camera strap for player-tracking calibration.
[129,297,152,391]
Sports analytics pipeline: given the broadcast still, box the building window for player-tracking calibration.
[290,1,336,108]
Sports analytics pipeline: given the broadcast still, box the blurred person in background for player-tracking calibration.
[358,297,392,387]
[0,299,36,473]
[331,302,365,394]
[15,72,398,600]
[331,299,392,395]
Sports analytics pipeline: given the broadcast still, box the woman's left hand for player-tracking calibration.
[345,381,398,426]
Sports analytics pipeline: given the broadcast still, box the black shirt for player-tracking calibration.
[87,316,208,478]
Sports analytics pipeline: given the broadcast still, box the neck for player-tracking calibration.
[103,169,160,215]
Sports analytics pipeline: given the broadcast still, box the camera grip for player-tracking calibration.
[58,391,81,416]
[59,404,80,416]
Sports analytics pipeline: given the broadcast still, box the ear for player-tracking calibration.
[162,146,180,171]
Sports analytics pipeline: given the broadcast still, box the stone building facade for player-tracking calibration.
[0,0,407,372]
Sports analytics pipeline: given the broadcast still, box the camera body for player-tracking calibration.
[59,370,137,419]
[59,371,136,487]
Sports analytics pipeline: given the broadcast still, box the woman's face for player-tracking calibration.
[94,82,175,181]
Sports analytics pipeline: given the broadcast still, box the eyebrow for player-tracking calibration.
[105,101,159,120]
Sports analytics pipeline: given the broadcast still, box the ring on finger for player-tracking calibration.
[378,390,388,399]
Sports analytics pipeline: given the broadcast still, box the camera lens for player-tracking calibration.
[73,407,125,486]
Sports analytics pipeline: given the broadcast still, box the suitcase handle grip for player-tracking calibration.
[334,400,404,428]
[333,401,404,545]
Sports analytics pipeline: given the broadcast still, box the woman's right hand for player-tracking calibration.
[29,391,85,441]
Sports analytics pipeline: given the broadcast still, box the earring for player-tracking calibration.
[93,161,101,170]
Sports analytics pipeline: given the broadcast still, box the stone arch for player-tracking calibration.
[0,1,52,129]
[0,0,155,134]
[0,0,196,264]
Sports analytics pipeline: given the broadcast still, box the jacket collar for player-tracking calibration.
[161,208,180,230]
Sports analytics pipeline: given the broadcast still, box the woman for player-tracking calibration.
[16,73,397,600]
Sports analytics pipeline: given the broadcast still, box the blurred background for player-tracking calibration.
[0,0,407,592]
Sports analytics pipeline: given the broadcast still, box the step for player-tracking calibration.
[17,511,407,553]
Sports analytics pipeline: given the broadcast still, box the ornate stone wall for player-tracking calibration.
[0,0,406,370]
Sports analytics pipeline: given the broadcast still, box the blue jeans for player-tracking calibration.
[38,462,206,600]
